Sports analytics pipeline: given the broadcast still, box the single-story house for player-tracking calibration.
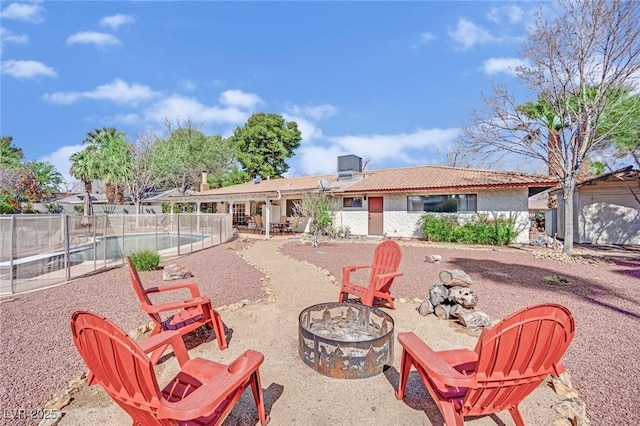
[165,155,557,243]
[550,166,640,245]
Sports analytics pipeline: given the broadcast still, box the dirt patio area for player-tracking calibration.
[2,236,638,425]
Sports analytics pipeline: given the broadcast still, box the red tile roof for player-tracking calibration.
[338,165,557,193]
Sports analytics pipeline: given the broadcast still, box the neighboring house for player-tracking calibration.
[165,155,557,243]
[550,166,640,245]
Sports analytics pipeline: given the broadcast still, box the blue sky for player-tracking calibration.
[1,1,551,187]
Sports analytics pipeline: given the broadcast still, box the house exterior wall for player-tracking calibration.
[576,181,640,244]
[334,188,532,243]
[553,180,640,244]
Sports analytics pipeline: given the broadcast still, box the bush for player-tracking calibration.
[129,250,160,271]
[419,214,517,245]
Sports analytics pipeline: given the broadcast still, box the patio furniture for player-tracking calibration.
[284,217,300,234]
[126,256,227,365]
[338,240,403,309]
[71,311,270,426]
[395,303,575,426]
[254,215,265,234]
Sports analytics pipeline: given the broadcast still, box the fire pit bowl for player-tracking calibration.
[298,302,394,379]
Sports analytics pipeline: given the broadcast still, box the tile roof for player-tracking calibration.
[338,165,557,193]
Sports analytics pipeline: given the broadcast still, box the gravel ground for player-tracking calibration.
[0,238,265,425]
[2,236,638,425]
[280,240,640,425]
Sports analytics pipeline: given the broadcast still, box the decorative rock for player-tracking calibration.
[429,284,449,306]
[411,297,423,304]
[44,394,71,411]
[417,300,434,316]
[162,264,193,281]
[449,286,478,308]
[449,304,475,318]
[425,254,443,264]
[38,410,62,426]
[434,304,451,320]
[439,269,473,287]
[458,310,492,328]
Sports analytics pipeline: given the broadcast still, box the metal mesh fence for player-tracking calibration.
[0,213,232,295]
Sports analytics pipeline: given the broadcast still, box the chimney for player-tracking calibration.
[200,170,210,192]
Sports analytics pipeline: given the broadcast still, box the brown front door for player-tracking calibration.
[368,197,384,236]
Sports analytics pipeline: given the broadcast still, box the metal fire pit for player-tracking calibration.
[298,302,394,379]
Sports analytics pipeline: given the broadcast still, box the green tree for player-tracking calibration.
[229,113,301,180]
[0,136,24,171]
[126,131,162,214]
[293,192,334,247]
[594,89,640,168]
[69,149,97,194]
[150,119,233,194]
[82,127,133,204]
[460,0,640,255]
[28,161,63,199]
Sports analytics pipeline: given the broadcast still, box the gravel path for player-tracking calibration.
[0,238,265,425]
[280,240,640,425]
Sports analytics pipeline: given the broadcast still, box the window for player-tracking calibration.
[407,194,477,212]
[343,197,363,208]
[286,199,301,217]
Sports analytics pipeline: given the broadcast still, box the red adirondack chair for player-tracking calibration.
[396,303,575,426]
[338,240,403,309]
[127,256,227,365]
[71,311,270,426]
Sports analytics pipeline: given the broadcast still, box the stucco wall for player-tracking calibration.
[577,181,640,244]
[334,188,532,243]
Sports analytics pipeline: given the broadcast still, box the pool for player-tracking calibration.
[0,233,205,281]
[78,233,206,260]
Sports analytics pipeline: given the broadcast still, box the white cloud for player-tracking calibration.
[67,31,120,47]
[449,18,497,50]
[486,5,524,24]
[144,95,249,125]
[282,114,323,143]
[38,144,84,185]
[297,145,346,175]
[0,27,28,45]
[2,59,56,79]
[218,89,263,109]
[179,79,196,91]
[43,78,158,105]
[113,113,142,125]
[1,2,44,23]
[329,128,459,164]
[99,14,134,29]
[420,32,436,43]
[286,104,337,121]
[481,57,529,76]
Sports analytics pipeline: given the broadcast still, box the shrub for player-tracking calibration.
[129,250,160,271]
[419,214,517,245]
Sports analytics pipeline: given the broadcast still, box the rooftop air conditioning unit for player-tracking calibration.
[337,155,363,173]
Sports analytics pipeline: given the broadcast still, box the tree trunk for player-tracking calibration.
[459,310,492,328]
[434,304,451,320]
[448,287,478,308]
[429,284,449,306]
[439,270,472,287]
[562,184,575,255]
[450,304,475,318]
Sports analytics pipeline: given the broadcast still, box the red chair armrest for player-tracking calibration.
[156,350,264,420]
[146,282,201,298]
[137,329,190,366]
[142,297,211,314]
[398,332,477,389]
[342,265,370,282]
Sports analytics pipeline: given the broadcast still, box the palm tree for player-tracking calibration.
[83,127,133,204]
[69,150,96,193]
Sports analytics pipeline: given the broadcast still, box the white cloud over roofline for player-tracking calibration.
[67,31,120,47]
[38,144,84,186]
[218,89,263,109]
[42,78,158,104]
[99,14,135,29]
[0,1,45,23]
[449,18,498,50]
[2,59,56,79]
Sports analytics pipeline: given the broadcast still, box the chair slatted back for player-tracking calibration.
[126,256,162,325]
[463,304,575,416]
[71,311,171,425]
[369,240,402,291]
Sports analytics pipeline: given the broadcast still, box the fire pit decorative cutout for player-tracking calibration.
[298,302,394,379]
